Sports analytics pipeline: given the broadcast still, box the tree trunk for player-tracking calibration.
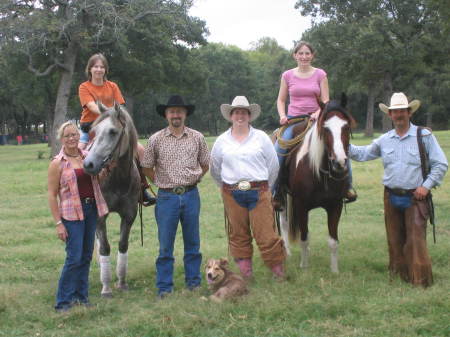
[381,71,393,132]
[365,86,376,137]
[50,41,79,156]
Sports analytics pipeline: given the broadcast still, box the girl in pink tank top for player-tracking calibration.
[277,41,329,124]
[272,42,356,209]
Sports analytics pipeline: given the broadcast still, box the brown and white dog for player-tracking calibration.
[205,258,248,303]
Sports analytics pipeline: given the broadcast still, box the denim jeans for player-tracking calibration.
[55,202,97,309]
[231,190,259,210]
[155,187,202,294]
[275,123,297,164]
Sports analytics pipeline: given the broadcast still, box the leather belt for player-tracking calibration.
[386,187,415,196]
[222,180,268,191]
[159,185,197,195]
[81,197,95,204]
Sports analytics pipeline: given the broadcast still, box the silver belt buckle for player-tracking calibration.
[173,186,186,195]
[237,181,251,191]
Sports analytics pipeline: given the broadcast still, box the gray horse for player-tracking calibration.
[83,103,140,297]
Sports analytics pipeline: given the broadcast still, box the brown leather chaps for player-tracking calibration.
[384,188,433,287]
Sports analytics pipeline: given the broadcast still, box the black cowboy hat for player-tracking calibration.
[156,95,195,117]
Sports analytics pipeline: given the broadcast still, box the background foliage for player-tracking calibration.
[0,0,449,150]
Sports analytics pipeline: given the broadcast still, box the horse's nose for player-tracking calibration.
[331,158,347,172]
[83,160,97,174]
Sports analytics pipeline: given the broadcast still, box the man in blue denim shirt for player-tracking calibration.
[142,95,210,298]
[349,93,447,287]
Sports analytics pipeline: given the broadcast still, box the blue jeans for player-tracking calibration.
[80,130,89,144]
[274,122,297,167]
[155,187,202,294]
[55,202,97,309]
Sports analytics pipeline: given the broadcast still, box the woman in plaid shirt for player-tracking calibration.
[48,121,108,312]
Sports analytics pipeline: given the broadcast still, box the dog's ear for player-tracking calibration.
[219,258,228,267]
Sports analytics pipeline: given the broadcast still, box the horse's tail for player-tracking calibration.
[286,194,299,243]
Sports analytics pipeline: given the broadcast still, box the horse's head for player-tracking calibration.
[83,103,137,175]
[317,93,356,174]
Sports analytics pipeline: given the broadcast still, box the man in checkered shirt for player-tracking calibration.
[142,95,210,299]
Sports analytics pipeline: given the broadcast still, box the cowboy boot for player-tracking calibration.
[344,187,357,203]
[235,258,253,280]
[344,160,357,203]
[136,159,156,207]
[271,263,286,281]
[272,167,287,211]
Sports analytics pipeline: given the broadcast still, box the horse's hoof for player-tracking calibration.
[115,283,129,291]
[101,292,113,299]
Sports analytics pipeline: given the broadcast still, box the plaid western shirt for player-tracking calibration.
[142,126,210,188]
[54,148,108,221]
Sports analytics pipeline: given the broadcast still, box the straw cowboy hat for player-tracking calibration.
[220,96,261,122]
[156,95,195,117]
[379,92,421,114]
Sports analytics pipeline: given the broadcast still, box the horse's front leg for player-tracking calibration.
[116,212,136,291]
[97,215,113,297]
[327,202,343,273]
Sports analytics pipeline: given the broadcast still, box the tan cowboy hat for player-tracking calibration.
[220,96,261,122]
[379,92,421,114]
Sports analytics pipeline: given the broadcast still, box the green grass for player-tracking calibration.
[0,132,449,337]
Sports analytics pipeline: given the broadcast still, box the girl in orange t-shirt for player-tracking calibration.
[78,53,125,148]
[78,53,154,206]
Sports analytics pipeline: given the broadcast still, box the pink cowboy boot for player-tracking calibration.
[271,263,286,281]
[235,258,253,279]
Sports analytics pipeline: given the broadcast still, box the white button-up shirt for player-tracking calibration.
[210,126,279,189]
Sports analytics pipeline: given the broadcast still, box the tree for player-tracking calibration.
[296,0,449,132]
[0,0,207,154]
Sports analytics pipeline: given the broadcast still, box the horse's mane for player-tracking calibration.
[92,105,138,156]
[306,122,325,178]
[299,97,354,178]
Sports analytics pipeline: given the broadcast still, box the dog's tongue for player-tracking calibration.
[207,278,213,284]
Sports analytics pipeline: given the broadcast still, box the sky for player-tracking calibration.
[189,0,311,50]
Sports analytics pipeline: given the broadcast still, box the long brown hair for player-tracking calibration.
[85,53,109,81]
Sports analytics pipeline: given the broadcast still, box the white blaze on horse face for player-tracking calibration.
[92,118,120,156]
[324,116,348,167]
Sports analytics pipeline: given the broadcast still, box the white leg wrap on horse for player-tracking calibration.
[328,237,339,273]
[299,236,310,269]
[99,255,112,294]
[116,252,128,284]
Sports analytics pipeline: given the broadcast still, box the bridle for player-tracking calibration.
[100,116,127,170]
[318,109,351,183]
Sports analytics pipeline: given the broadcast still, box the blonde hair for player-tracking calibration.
[85,53,109,81]
[56,121,79,140]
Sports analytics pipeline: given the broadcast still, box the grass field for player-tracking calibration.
[0,132,449,337]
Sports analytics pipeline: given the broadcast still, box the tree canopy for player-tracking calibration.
[0,0,448,147]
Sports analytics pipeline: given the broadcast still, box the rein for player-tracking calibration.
[276,117,313,156]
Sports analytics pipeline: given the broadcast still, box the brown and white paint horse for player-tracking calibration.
[280,94,356,272]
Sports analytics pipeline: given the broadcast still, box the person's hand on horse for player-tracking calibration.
[56,223,68,242]
[310,109,320,121]
[413,186,429,200]
[280,116,289,125]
